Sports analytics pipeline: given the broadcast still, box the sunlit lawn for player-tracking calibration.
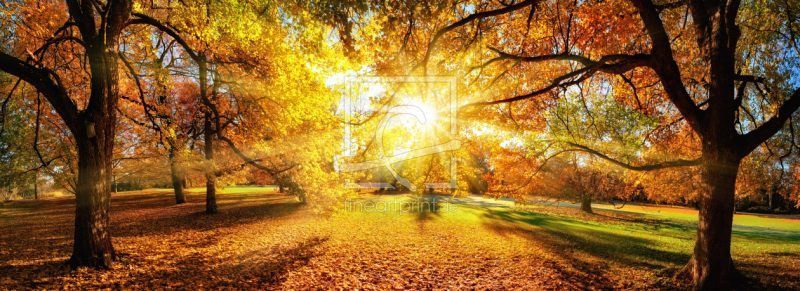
[1,188,798,289]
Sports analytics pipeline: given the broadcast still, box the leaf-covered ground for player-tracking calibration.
[1,188,799,290]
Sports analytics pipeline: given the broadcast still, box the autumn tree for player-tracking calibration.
[117,33,203,204]
[128,0,347,212]
[0,0,140,267]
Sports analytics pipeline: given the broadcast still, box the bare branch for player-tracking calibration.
[417,0,541,72]
[461,53,650,107]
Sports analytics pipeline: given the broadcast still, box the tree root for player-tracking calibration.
[675,256,749,290]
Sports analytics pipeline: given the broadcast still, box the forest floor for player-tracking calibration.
[1,188,799,290]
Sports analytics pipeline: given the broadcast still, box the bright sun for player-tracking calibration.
[416,103,438,125]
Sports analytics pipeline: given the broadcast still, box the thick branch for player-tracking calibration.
[734,74,765,83]
[128,13,200,62]
[216,134,295,175]
[489,48,651,74]
[0,51,77,133]
[565,142,702,171]
[461,53,650,107]
[630,0,704,133]
[687,0,710,53]
[737,88,800,157]
[103,0,133,41]
[65,0,97,41]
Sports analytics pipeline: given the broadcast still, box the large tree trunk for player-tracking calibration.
[580,195,593,214]
[69,134,116,268]
[673,6,750,287]
[679,148,745,290]
[67,39,122,268]
[169,152,186,204]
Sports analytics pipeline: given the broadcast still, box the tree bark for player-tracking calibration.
[768,191,773,210]
[169,152,186,204]
[678,148,745,290]
[204,115,217,214]
[200,57,217,214]
[33,170,38,200]
[580,195,593,214]
[67,38,123,268]
[69,132,116,268]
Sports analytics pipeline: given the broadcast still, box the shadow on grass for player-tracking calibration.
[139,236,330,289]
[479,208,692,289]
[768,251,800,258]
[409,196,446,224]
[731,225,800,242]
[234,236,329,287]
[344,195,449,222]
[444,196,516,209]
[112,197,305,240]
